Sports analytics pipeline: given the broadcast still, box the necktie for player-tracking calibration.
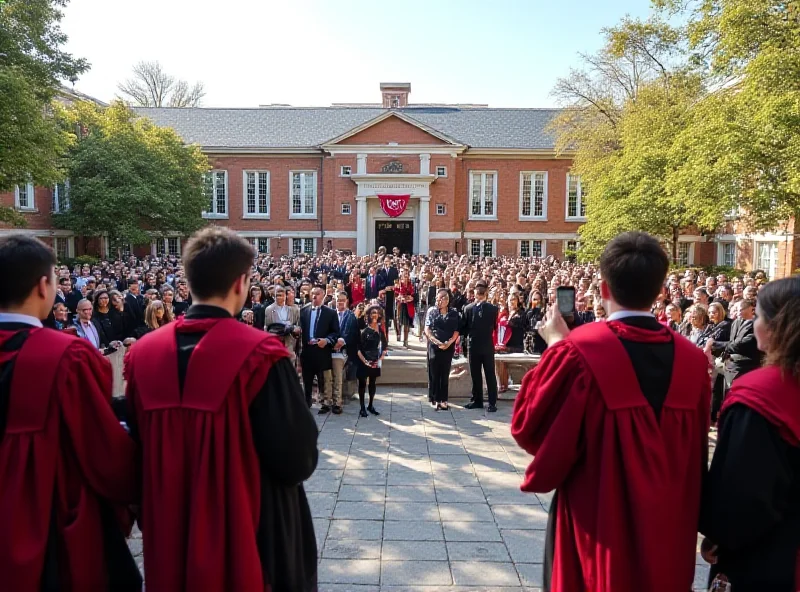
[312,307,320,336]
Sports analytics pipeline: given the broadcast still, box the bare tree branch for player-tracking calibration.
[117,61,203,108]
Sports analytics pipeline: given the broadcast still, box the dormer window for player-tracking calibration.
[391,96,400,108]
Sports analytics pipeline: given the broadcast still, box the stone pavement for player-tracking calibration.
[307,388,712,592]
[127,386,712,590]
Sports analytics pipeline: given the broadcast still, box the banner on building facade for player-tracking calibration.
[377,194,411,218]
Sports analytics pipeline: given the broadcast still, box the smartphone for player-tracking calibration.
[556,286,576,316]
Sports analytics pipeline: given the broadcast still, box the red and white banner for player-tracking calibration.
[377,194,411,218]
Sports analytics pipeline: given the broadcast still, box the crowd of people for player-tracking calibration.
[43,242,772,420]
[1,227,798,592]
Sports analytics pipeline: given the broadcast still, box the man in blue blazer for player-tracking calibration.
[327,291,359,415]
[299,286,340,411]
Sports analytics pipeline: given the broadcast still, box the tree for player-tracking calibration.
[656,0,800,231]
[53,101,210,254]
[549,17,729,261]
[0,0,87,221]
[117,61,205,107]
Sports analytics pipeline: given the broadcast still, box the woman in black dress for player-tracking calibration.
[92,288,125,344]
[424,288,460,411]
[356,305,388,418]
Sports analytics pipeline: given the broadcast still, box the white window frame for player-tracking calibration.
[717,241,737,267]
[14,182,36,211]
[519,239,545,258]
[435,166,447,177]
[341,202,351,215]
[242,170,270,219]
[563,240,582,261]
[52,180,70,213]
[152,237,182,257]
[292,237,317,255]
[754,240,778,279]
[53,236,74,260]
[436,203,446,216]
[565,174,587,221]
[203,170,228,219]
[519,171,548,221]
[289,171,318,219]
[469,239,495,257]
[340,165,352,177]
[468,170,498,221]
[255,237,270,254]
[676,240,695,266]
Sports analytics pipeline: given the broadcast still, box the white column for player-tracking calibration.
[419,153,431,175]
[356,154,367,175]
[418,196,430,255]
[356,196,368,255]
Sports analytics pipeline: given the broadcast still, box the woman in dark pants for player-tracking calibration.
[356,305,388,418]
[424,288,460,411]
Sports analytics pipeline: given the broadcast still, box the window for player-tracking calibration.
[436,166,447,177]
[720,242,736,267]
[290,171,317,218]
[53,237,69,260]
[243,171,269,218]
[155,240,166,257]
[390,96,400,108]
[14,182,35,210]
[677,242,692,266]
[255,238,269,254]
[520,172,547,219]
[52,180,70,213]
[756,241,778,278]
[469,239,494,257]
[167,237,180,257]
[469,171,497,220]
[436,203,446,216]
[564,240,580,262]
[292,238,316,255]
[566,174,586,220]
[340,166,352,177]
[520,240,544,258]
[203,170,228,218]
[340,202,352,215]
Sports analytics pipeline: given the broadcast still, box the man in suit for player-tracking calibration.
[707,298,762,384]
[463,285,500,412]
[328,291,358,415]
[124,277,145,334]
[300,286,340,410]
[365,266,380,300]
[377,256,399,334]
[263,284,301,360]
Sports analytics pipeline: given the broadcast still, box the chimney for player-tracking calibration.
[380,83,410,108]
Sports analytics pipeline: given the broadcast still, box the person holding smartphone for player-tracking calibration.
[356,305,387,418]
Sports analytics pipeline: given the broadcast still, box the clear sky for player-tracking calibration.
[60,0,653,108]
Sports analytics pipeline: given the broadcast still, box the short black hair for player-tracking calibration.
[599,232,669,310]
[0,235,56,308]
[183,228,254,300]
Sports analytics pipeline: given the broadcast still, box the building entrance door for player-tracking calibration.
[375,220,414,254]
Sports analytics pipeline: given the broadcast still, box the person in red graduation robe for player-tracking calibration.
[125,227,319,592]
[0,234,140,592]
[512,231,711,592]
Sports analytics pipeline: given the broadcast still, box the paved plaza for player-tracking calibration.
[128,387,712,590]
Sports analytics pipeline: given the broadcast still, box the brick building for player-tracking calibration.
[1,83,797,278]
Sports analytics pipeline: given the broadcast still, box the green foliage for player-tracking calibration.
[0,0,87,220]
[53,101,210,251]
[552,3,800,261]
[59,254,100,268]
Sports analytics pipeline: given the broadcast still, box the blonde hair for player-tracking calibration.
[145,299,173,329]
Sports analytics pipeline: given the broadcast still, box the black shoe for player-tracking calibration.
[332,405,343,415]
[367,405,380,416]
[318,405,331,415]
[487,405,498,413]
[464,401,484,410]
[359,407,368,418]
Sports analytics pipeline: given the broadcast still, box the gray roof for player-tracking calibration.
[133,106,562,150]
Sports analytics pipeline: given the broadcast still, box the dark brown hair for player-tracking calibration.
[183,228,254,300]
[0,235,56,308]
[757,276,800,377]
[599,231,669,310]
